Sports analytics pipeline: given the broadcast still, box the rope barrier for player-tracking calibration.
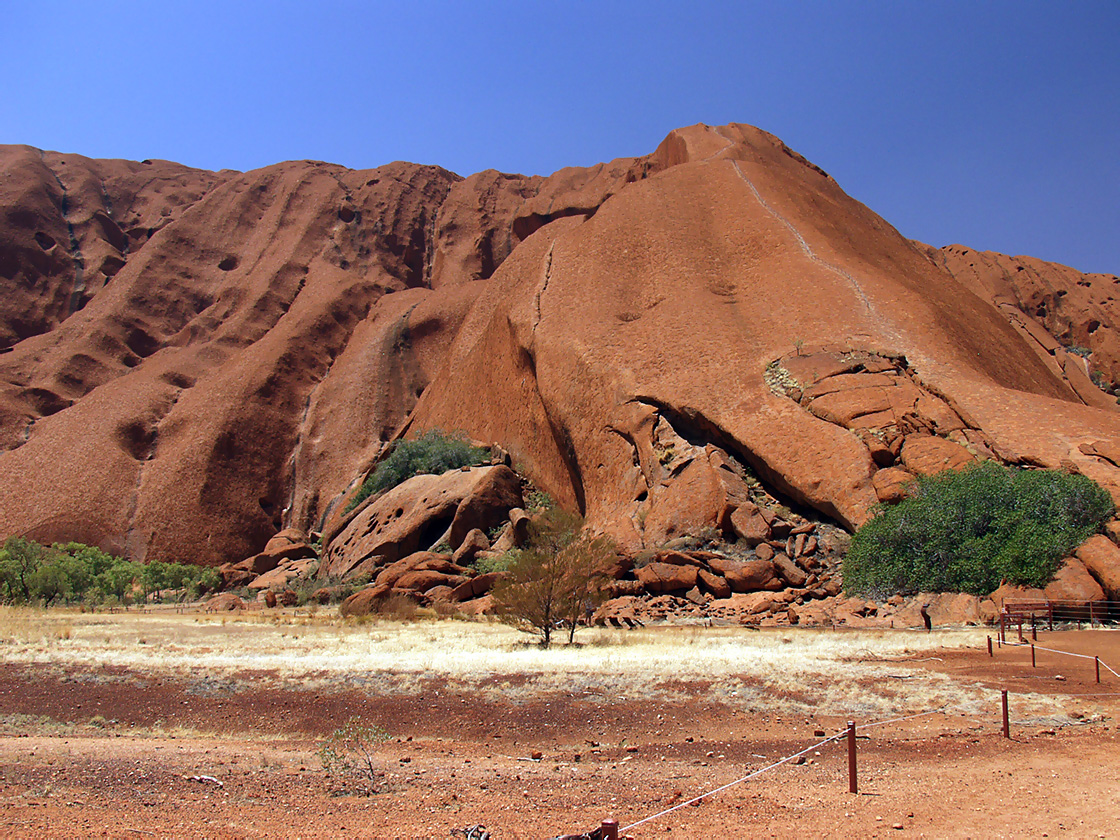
[1004,641,1097,660]
[610,636,1120,836]
[1002,640,1118,678]
[619,733,844,833]
[620,702,980,834]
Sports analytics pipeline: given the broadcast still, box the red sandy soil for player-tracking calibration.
[0,631,1118,838]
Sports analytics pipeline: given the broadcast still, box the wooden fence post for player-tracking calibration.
[1001,690,1010,739]
[601,819,619,840]
[847,721,857,794]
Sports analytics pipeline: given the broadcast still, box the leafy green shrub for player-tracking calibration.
[843,462,1114,599]
[344,430,489,514]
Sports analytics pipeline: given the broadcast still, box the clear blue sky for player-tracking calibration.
[3,1,1117,274]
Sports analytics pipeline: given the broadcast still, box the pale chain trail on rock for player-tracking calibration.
[709,126,905,351]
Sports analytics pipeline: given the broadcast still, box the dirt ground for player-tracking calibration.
[0,624,1118,839]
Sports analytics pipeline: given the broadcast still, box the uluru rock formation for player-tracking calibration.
[1,122,1119,582]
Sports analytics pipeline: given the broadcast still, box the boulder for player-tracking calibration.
[340,584,392,617]
[508,508,531,547]
[893,593,984,627]
[771,553,808,587]
[1043,557,1105,602]
[872,467,916,504]
[276,589,298,607]
[606,579,645,598]
[321,466,521,579]
[449,467,524,547]
[203,593,246,612]
[457,594,496,616]
[264,527,309,554]
[635,562,698,593]
[248,556,318,590]
[425,585,457,602]
[650,550,705,568]
[592,596,646,627]
[217,564,255,588]
[1075,534,1120,599]
[729,506,770,545]
[311,586,346,604]
[374,552,459,588]
[394,570,470,594]
[451,528,490,565]
[696,568,731,599]
[710,558,781,593]
[450,571,504,601]
[900,436,976,477]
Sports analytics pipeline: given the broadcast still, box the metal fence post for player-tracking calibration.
[1001,690,1010,738]
[847,720,857,794]
[1096,656,1101,685]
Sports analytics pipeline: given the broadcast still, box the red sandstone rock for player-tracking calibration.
[872,467,916,504]
[2,123,1120,572]
[696,568,731,599]
[394,570,469,594]
[635,562,698,594]
[340,585,392,617]
[1074,535,1120,599]
[264,528,309,554]
[770,553,808,588]
[712,559,781,593]
[322,466,520,579]
[450,571,504,601]
[203,593,246,612]
[451,528,490,565]
[373,552,460,588]
[1043,557,1104,602]
[900,436,977,477]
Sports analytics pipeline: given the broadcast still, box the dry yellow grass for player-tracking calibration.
[0,605,1043,722]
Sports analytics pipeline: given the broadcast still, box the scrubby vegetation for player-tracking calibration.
[0,537,219,607]
[318,716,391,795]
[491,509,616,647]
[345,430,490,513]
[843,462,1114,599]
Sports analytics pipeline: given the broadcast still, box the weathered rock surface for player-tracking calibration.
[1,123,1120,573]
[321,465,520,580]
[1075,534,1120,599]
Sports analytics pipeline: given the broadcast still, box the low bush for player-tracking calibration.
[344,430,489,513]
[843,462,1114,599]
[318,716,391,795]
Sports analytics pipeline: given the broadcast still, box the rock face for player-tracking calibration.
[1,124,1120,569]
[925,244,1120,407]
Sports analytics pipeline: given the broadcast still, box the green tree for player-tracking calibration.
[97,560,143,604]
[491,509,615,647]
[843,462,1114,599]
[0,537,44,602]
